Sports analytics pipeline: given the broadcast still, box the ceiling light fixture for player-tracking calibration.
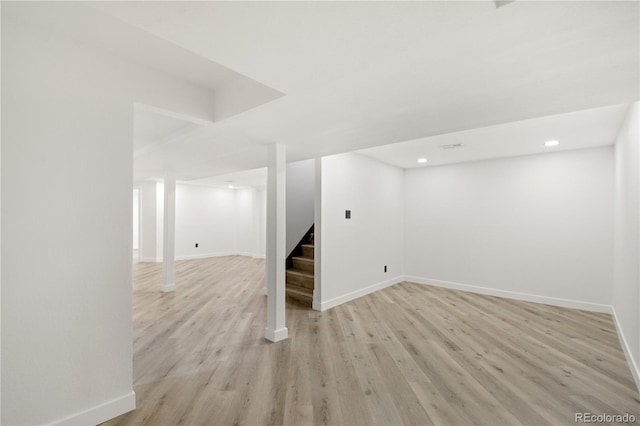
[417,158,428,164]
[228,185,234,189]
[545,140,560,147]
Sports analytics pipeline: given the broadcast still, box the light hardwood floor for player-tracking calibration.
[103,256,640,426]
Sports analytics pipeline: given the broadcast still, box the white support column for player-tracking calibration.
[162,175,176,292]
[265,143,288,342]
[312,157,322,311]
[250,187,259,258]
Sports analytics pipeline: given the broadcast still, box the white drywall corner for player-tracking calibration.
[612,102,640,391]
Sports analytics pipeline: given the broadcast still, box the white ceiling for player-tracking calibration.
[185,168,268,190]
[12,1,640,183]
[358,103,631,169]
[8,1,283,97]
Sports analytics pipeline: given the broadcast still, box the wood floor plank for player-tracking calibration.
[308,313,344,425]
[102,257,640,426]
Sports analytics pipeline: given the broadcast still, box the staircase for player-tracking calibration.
[286,233,314,306]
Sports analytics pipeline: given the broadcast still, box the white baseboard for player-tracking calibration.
[175,251,237,261]
[237,251,266,259]
[316,276,404,311]
[52,391,135,426]
[265,327,288,342]
[161,283,176,292]
[404,276,613,313]
[312,299,322,311]
[145,252,266,261]
[611,306,640,393]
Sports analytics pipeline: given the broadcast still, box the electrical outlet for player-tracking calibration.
[195,243,199,248]
[345,210,351,219]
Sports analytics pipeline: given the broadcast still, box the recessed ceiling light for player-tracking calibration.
[228,185,234,189]
[545,140,560,147]
[417,158,428,164]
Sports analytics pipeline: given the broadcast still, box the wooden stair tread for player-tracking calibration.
[286,267,314,290]
[287,230,315,306]
[286,269,314,278]
[286,284,313,298]
[287,283,313,293]
[286,285,313,305]
[292,256,314,263]
[300,244,315,260]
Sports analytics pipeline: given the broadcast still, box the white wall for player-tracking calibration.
[286,159,315,256]
[133,189,139,251]
[138,183,266,261]
[256,188,267,258]
[318,153,404,310]
[235,188,255,256]
[404,147,614,311]
[613,102,640,389]
[1,5,222,423]
[2,18,135,426]
[175,184,237,259]
[235,187,267,258]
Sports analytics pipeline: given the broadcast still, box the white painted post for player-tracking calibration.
[162,175,176,292]
[249,187,259,257]
[312,157,322,311]
[265,144,288,342]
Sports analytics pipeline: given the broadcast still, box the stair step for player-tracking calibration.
[286,284,313,304]
[301,244,314,258]
[286,269,314,289]
[292,256,314,273]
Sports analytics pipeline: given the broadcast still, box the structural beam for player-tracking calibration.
[162,175,176,292]
[265,144,288,342]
